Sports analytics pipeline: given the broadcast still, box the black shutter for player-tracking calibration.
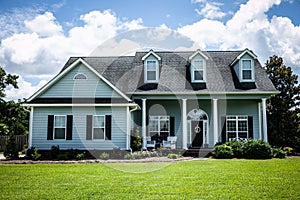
[248,116,253,139]
[66,115,73,140]
[105,115,112,140]
[170,116,175,136]
[47,115,54,140]
[86,115,93,140]
[221,116,226,143]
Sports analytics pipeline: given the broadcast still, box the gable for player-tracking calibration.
[28,59,131,102]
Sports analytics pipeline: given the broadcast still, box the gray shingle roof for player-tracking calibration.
[62,50,277,95]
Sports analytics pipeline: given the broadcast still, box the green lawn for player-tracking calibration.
[0,159,299,199]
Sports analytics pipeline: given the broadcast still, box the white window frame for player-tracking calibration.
[226,115,248,141]
[73,73,87,80]
[240,59,254,82]
[191,58,206,83]
[148,116,170,137]
[93,115,106,140]
[54,115,66,140]
[144,59,159,83]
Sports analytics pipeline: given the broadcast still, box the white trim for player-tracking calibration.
[182,99,187,150]
[226,115,248,141]
[148,116,170,137]
[141,49,161,61]
[128,91,279,95]
[126,107,130,150]
[240,59,255,82]
[29,107,34,148]
[230,48,257,66]
[213,99,218,145]
[28,58,131,102]
[188,49,209,61]
[23,103,138,107]
[142,99,147,150]
[144,58,159,83]
[92,115,106,140]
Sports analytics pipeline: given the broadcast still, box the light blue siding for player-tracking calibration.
[32,106,128,150]
[40,63,122,98]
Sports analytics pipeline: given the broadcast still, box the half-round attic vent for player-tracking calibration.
[73,73,87,80]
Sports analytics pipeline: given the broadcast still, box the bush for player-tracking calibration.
[242,139,273,159]
[283,147,294,156]
[76,153,85,160]
[226,140,244,158]
[50,145,60,159]
[212,144,234,159]
[111,148,122,159]
[99,152,110,160]
[167,153,180,159]
[57,153,69,160]
[66,149,81,160]
[4,134,18,159]
[124,153,133,159]
[272,148,287,158]
[31,147,42,161]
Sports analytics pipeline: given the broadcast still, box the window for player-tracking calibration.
[73,73,87,80]
[54,115,66,139]
[191,59,205,82]
[241,59,254,81]
[226,116,248,141]
[149,116,170,140]
[145,59,159,82]
[93,115,105,140]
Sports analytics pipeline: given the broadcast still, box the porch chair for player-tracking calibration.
[162,136,177,149]
[146,136,156,149]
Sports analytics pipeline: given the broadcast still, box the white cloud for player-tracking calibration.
[195,2,226,19]
[178,0,300,75]
[5,76,47,101]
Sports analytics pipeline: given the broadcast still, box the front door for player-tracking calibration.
[191,121,203,147]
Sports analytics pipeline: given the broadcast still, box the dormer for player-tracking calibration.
[188,50,208,83]
[230,49,257,82]
[142,50,161,83]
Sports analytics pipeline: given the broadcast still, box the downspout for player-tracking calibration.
[128,103,140,153]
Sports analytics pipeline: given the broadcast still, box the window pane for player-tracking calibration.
[147,60,156,70]
[238,132,247,138]
[228,132,236,139]
[242,60,251,69]
[149,120,158,132]
[147,71,156,80]
[94,116,104,127]
[94,128,104,139]
[227,121,236,131]
[194,71,203,80]
[55,116,66,127]
[160,120,169,132]
[238,121,247,132]
[242,70,252,79]
[54,128,65,139]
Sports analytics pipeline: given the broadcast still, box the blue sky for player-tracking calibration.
[0,0,299,100]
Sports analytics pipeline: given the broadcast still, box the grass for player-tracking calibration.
[0,159,299,199]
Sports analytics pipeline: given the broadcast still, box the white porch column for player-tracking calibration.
[142,99,147,150]
[258,102,262,140]
[213,99,218,145]
[262,98,268,142]
[182,99,188,150]
[28,107,34,148]
[126,106,130,150]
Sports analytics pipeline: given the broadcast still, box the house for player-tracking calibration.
[24,49,278,151]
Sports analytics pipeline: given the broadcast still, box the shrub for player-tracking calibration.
[57,153,69,160]
[212,144,234,159]
[112,148,122,159]
[167,153,180,159]
[99,152,110,160]
[226,140,244,158]
[242,139,273,159]
[76,153,85,160]
[66,149,81,160]
[50,145,60,159]
[4,134,18,159]
[272,148,287,158]
[283,147,294,156]
[31,147,42,161]
[124,153,133,159]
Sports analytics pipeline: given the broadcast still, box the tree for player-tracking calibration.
[265,56,300,151]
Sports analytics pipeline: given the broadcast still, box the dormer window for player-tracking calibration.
[145,59,159,82]
[191,59,206,82]
[241,59,254,81]
[142,50,161,83]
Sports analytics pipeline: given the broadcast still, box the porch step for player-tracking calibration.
[183,148,212,158]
